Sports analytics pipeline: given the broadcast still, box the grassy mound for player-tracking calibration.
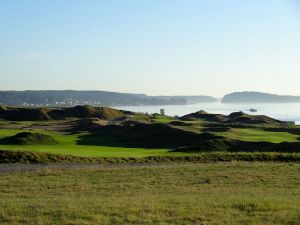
[175,139,231,152]
[77,123,205,148]
[0,107,51,121]
[72,118,107,131]
[228,111,281,124]
[0,105,125,121]
[174,139,300,153]
[0,105,7,111]
[181,110,226,122]
[49,105,124,120]
[180,110,282,125]
[0,132,58,145]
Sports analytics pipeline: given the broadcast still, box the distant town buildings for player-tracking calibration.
[21,98,103,107]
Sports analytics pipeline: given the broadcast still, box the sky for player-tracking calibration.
[0,0,300,97]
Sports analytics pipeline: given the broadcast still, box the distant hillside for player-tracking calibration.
[222,92,300,103]
[0,90,185,106]
[0,90,218,107]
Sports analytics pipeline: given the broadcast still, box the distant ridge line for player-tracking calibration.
[0,90,217,107]
[222,91,300,103]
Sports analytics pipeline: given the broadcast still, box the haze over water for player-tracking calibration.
[116,102,300,125]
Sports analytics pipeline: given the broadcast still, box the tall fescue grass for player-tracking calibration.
[0,149,299,164]
[0,162,299,225]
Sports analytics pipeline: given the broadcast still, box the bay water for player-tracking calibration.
[116,102,300,125]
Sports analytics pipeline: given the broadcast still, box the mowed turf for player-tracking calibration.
[0,129,170,157]
[0,127,299,157]
[0,162,299,225]
[220,128,299,143]
[152,115,174,123]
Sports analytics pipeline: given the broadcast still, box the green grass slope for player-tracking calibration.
[0,129,169,157]
[0,126,299,157]
[220,128,299,143]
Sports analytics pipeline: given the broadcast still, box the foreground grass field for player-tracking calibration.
[0,162,299,225]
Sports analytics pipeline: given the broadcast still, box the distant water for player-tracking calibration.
[115,102,300,125]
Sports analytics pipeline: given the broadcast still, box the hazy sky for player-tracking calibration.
[0,0,300,97]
